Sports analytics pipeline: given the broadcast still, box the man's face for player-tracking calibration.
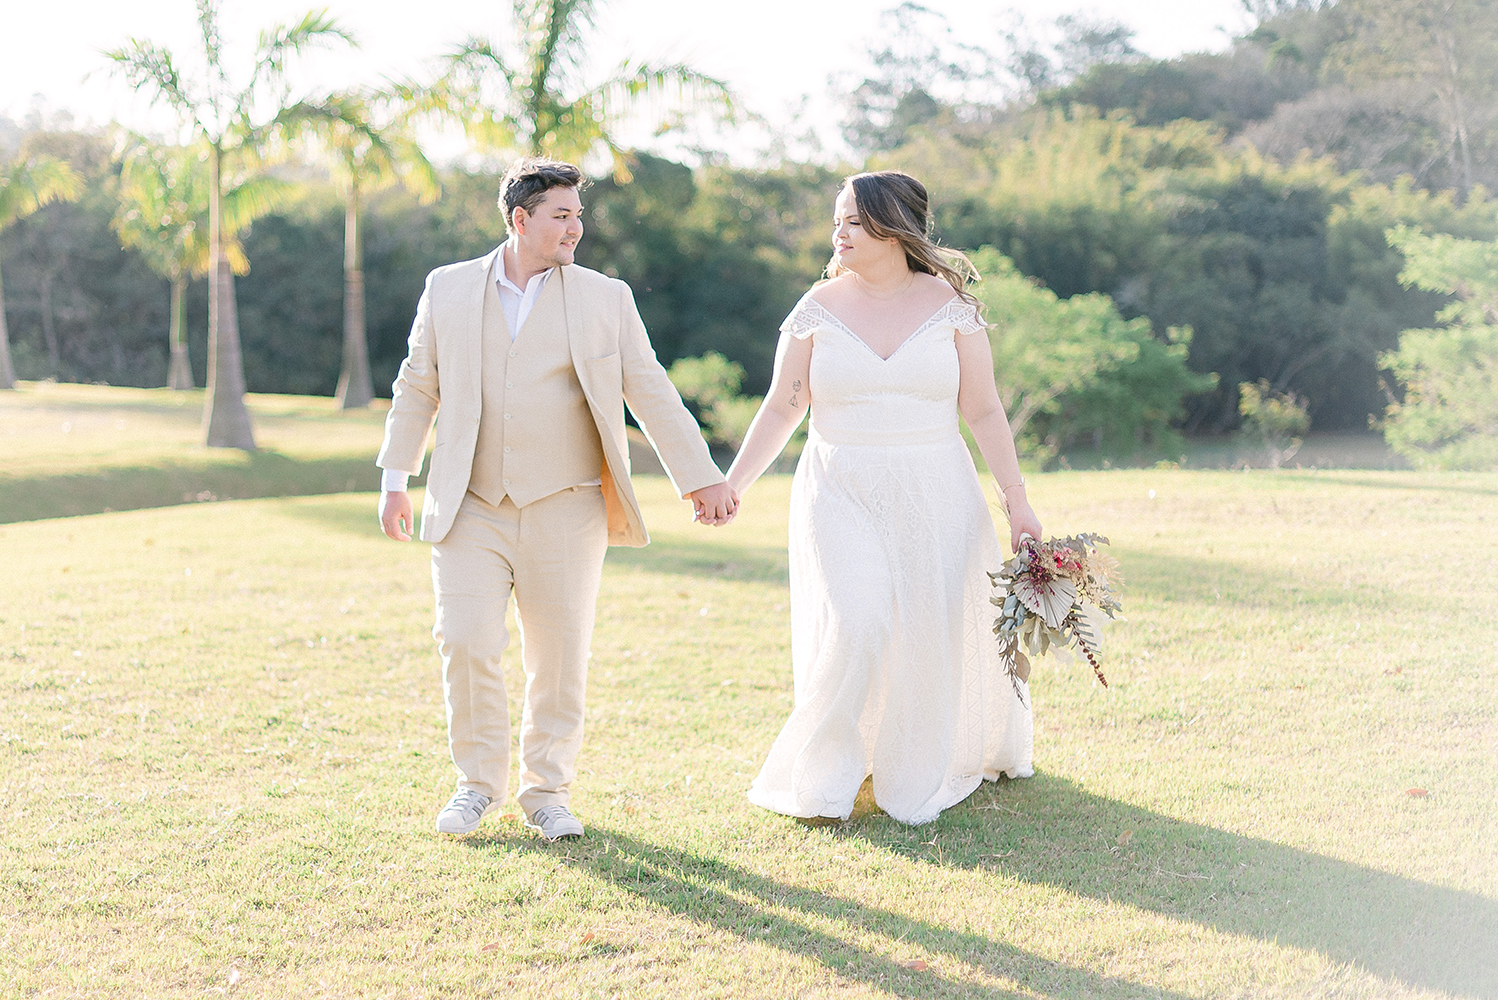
[513,186,584,265]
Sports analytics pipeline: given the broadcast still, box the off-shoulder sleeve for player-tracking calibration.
[779,293,824,340]
[952,300,988,336]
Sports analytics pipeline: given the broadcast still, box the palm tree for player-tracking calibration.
[409,0,734,178]
[0,153,84,390]
[277,91,440,409]
[112,138,288,391]
[107,0,352,449]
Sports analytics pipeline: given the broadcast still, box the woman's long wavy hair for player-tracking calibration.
[826,170,981,306]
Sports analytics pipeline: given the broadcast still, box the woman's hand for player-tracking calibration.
[1005,492,1043,553]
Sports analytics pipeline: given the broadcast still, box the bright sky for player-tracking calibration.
[2,0,1254,163]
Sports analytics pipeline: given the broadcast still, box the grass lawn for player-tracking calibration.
[0,382,402,524]
[2,446,1496,994]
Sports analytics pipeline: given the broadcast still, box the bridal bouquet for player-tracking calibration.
[990,533,1122,698]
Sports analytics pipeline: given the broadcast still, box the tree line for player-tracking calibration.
[2,0,1495,467]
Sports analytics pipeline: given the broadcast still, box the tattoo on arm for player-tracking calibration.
[788,379,802,407]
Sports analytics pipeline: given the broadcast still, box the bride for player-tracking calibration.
[726,170,1043,825]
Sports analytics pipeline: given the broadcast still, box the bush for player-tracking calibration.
[1237,379,1311,468]
[970,246,1215,464]
[1379,227,1498,471]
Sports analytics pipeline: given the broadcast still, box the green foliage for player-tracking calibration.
[1238,379,1312,468]
[0,146,85,387]
[891,110,1498,432]
[970,246,1213,464]
[1324,0,1498,196]
[1046,326,1216,463]
[580,153,836,391]
[666,350,742,408]
[665,350,799,456]
[1379,227,1498,470]
[666,351,750,449]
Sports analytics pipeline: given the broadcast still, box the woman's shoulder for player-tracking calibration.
[916,278,985,335]
[782,279,846,339]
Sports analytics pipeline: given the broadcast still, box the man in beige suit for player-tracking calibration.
[377,158,737,841]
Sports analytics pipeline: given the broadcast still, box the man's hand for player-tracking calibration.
[380,490,414,541]
[687,482,739,526]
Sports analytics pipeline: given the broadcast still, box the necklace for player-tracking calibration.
[853,270,916,301]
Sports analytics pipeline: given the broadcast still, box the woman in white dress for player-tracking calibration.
[726,170,1044,826]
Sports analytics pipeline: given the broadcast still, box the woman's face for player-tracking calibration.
[832,185,899,272]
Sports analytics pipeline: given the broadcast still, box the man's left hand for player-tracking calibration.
[687,482,739,526]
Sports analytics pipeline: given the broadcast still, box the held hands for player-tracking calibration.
[688,482,739,527]
[379,490,415,541]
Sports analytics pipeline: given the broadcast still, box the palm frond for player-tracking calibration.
[104,41,199,123]
[221,175,292,235]
[0,155,85,229]
[592,60,735,125]
[243,10,355,107]
[111,136,214,279]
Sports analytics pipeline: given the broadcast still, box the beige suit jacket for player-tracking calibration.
[377,249,725,546]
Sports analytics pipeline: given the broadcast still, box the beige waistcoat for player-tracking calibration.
[377,248,723,546]
[468,274,604,507]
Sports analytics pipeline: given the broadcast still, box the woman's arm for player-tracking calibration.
[954,326,1043,551]
[725,330,813,496]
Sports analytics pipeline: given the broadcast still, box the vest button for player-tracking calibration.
[506,382,513,388]
[503,478,511,486]
[503,446,511,453]
[509,350,517,358]
[503,413,511,420]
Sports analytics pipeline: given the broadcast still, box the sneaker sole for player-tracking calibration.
[435,802,494,835]
[435,819,484,835]
[526,823,584,841]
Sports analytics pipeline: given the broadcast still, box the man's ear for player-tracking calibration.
[511,205,528,236]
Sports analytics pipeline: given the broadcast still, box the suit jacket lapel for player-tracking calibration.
[460,248,502,404]
[560,265,591,386]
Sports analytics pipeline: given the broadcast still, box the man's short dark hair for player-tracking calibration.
[498,158,586,232]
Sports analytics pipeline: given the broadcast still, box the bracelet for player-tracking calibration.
[1000,479,1026,492]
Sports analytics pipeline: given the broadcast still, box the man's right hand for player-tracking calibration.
[379,491,414,541]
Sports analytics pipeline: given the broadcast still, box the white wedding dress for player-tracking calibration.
[747,293,1034,826]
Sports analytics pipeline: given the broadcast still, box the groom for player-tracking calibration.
[376,157,737,841]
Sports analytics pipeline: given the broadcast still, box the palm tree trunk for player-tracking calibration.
[167,274,194,390]
[40,269,59,373]
[203,141,256,450]
[335,181,372,409]
[0,259,15,390]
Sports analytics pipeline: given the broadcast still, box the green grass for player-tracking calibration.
[0,382,407,523]
[2,404,1496,996]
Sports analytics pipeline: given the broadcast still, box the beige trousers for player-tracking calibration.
[430,485,609,814]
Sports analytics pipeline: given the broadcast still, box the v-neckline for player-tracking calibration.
[811,296,961,362]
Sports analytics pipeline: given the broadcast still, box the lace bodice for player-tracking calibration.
[780,295,985,447]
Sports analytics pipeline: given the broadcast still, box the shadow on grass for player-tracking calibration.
[842,774,1498,998]
[467,824,1198,999]
[0,454,425,525]
[461,775,1496,997]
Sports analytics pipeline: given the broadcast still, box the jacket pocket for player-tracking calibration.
[584,352,623,401]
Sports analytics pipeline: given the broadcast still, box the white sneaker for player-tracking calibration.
[435,788,492,834]
[527,804,583,841]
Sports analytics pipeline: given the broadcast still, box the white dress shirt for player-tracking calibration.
[380,246,568,493]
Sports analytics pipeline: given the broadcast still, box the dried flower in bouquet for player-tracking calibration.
[989,533,1123,700]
